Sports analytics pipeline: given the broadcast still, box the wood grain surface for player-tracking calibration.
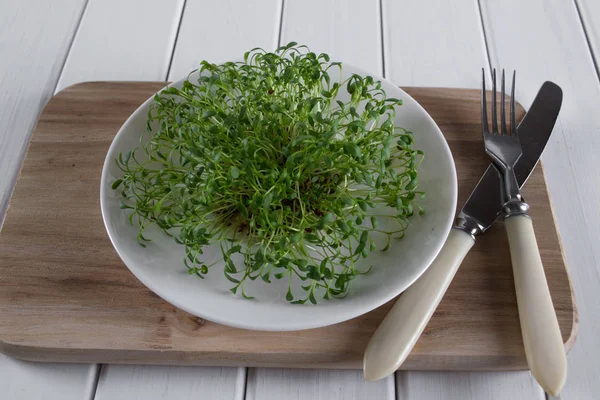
[0,82,577,370]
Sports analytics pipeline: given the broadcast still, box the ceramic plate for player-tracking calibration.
[100,63,457,331]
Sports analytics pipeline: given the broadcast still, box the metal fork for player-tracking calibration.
[481,69,528,216]
[481,68,567,396]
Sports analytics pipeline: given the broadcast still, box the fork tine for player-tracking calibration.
[491,69,498,134]
[501,70,507,135]
[511,70,517,135]
[481,68,489,134]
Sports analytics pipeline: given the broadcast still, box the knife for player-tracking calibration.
[363,82,563,380]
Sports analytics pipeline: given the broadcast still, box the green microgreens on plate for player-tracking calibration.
[113,42,424,304]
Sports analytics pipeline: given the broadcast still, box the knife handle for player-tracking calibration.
[363,229,475,380]
[505,215,566,396]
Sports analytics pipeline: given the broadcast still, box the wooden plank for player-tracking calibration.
[383,0,488,85]
[167,0,282,81]
[280,0,382,75]
[52,1,243,398]
[0,354,98,400]
[396,371,544,399]
[0,0,87,223]
[480,0,600,398]
[256,3,387,398]
[56,0,185,92]
[0,1,97,399]
[94,365,243,400]
[383,1,544,398]
[127,1,282,397]
[0,83,574,371]
[576,0,600,75]
[246,369,394,400]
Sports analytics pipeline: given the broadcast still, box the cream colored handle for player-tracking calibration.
[505,215,567,396]
[363,229,475,380]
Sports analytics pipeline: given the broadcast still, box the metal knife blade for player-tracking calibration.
[457,81,563,234]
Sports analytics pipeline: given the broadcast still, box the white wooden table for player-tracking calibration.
[1,0,599,398]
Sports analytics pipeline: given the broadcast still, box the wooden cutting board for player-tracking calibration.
[0,82,577,370]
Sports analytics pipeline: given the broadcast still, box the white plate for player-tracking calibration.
[100,63,457,331]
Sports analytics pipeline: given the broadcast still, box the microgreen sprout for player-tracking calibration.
[113,42,424,303]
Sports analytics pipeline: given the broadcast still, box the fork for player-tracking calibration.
[482,69,524,211]
[482,69,567,396]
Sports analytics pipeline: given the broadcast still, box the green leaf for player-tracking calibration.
[336,219,350,233]
[111,179,123,190]
[290,232,302,244]
[370,216,378,229]
[341,197,354,206]
[202,110,216,118]
[335,274,347,290]
[227,245,242,255]
[306,265,320,280]
[275,257,290,268]
[225,259,237,274]
[382,238,391,252]
[319,258,328,274]
[294,259,308,271]
[251,256,264,270]
[344,143,362,158]
[316,212,335,229]
[241,292,255,300]
[286,288,294,302]
[395,197,403,210]
[358,200,368,212]
[255,249,264,263]
[224,273,240,284]
[263,192,273,211]
[406,178,418,190]
[304,233,320,243]
[230,166,240,178]
[237,202,249,218]
[360,230,369,244]
[277,236,286,251]
[354,242,366,256]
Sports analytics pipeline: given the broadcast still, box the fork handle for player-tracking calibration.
[505,215,567,396]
